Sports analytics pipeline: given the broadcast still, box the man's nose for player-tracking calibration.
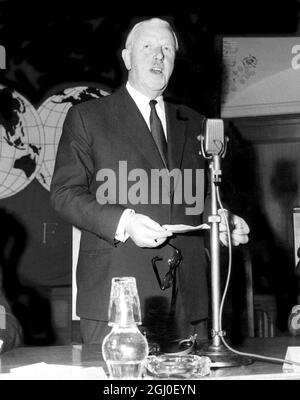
[153,47,164,60]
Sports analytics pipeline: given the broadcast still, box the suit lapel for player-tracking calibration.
[115,87,167,170]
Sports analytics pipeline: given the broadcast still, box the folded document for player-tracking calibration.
[163,223,210,233]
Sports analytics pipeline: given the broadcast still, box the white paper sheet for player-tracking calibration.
[0,362,108,380]
[283,346,300,372]
[163,223,210,233]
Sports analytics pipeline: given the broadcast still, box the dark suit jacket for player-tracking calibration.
[50,86,209,323]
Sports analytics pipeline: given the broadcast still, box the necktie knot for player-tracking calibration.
[149,99,157,109]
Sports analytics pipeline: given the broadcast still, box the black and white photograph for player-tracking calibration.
[0,0,300,385]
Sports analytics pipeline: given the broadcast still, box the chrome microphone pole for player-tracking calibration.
[197,120,251,368]
[209,154,223,351]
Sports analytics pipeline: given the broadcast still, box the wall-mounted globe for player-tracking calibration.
[36,86,110,191]
[0,86,45,199]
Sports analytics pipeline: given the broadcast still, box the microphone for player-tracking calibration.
[198,119,228,158]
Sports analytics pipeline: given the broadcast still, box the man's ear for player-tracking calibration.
[122,48,131,71]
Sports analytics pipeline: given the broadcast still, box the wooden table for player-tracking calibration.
[0,337,300,379]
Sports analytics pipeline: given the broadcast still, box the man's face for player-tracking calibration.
[122,22,176,98]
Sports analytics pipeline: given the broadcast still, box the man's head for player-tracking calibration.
[122,18,178,99]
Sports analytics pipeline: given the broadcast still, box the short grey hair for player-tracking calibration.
[125,18,179,51]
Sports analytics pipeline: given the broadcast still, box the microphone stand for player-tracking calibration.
[198,137,252,368]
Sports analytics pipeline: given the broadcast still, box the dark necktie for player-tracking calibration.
[149,99,168,168]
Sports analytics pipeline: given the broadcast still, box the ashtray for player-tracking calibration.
[145,354,211,379]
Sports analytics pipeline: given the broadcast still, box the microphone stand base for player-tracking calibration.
[197,341,253,368]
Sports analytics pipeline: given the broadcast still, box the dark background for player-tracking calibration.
[1,0,299,113]
[0,0,300,344]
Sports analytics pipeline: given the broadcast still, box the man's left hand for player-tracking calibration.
[218,209,250,247]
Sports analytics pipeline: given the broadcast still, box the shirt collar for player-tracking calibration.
[126,82,164,111]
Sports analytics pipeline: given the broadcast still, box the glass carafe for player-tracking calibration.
[102,277,149,379]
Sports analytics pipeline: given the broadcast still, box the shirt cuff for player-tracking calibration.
[115,209,135,242]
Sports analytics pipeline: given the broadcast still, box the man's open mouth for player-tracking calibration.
[150,67,163,74]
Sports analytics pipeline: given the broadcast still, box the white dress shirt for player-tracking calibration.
[125,81,167,140]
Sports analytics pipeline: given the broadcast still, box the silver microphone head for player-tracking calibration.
[204,119,225,156]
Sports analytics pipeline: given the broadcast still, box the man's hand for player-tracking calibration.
[125,213,173,248]
[218,209,250,247]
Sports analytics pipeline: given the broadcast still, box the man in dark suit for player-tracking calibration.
[50,18,249,347]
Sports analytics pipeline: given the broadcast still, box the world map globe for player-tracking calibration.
[0,85,45,199]
[36,86,110,191]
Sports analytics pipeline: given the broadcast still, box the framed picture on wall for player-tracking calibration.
[221,37,300,118]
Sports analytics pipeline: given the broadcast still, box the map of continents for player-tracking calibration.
[36,86,110,191]
[0,86,45,199]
